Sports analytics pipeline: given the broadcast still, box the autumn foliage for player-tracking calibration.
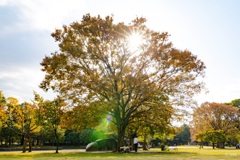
[40,14,206,149]
[192,102,240,148]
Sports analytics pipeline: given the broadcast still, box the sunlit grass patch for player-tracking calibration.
[0,146,240,160]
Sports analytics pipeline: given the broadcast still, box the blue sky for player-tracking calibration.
[0,0,240,105]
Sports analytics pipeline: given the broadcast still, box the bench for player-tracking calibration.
[169,146,178,150]
[120,146,130,152]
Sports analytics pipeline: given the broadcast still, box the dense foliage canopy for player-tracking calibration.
[40,14,206,148]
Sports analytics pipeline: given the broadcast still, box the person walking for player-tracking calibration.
[133,135,138,153]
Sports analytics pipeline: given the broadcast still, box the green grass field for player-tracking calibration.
[0,146,239,160]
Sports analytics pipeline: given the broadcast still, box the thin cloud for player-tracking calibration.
[0,67,55,102]
[1,0,240,105]
[1,0,86,31]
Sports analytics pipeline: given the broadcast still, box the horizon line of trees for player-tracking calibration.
[0,89,182,146]
[1,89,240,152]
[0,89,188,152]
[0,90,105,153]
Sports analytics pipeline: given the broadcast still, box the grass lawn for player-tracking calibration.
[0,146,239,160]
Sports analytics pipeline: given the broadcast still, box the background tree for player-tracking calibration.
[0,91,7,145]
[228,99,240,133]
[174,124,191,145]
[192,102,239,148]
[0,91,7,126]
[17,102,31,152]
[204,130,226,149]
[229,98,240,109]
[16,102,41,152]
[195,133,205,149]
[2,97,20,146]
[40,14,206,149]
[42,97,66,153]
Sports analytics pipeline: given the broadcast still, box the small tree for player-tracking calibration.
[175,124,191,145]
[42,97,66,153]
[195,133,205,149]
[18,102,41,153]
[204,130,226,149]
[4,97,20,146]
[0,91,7,145]
[228,98,240,132]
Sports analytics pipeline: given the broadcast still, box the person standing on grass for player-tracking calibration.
[133,135,138,153]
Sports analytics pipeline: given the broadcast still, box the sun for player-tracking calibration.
[127,32,144,52]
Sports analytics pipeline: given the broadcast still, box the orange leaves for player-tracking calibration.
[51,29,62,42]
[40,14,207,142]
[169,49,198,71]
[192,102,239,141]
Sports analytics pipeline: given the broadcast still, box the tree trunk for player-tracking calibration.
[143,133,148,150]
[36,138,39,145]
[8,136,11,146]
[199,141,203,149]
[54,128,59,153]
[22,134,27,153]
[28,134,32,152]
[21,135,24,145]
[212,142,215,149]
[219,142,225,149]
[117,129,124,151]
[114,103,129,152]
[116,120,127,152]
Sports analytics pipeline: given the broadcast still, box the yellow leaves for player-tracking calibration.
[46,65,52,72]
[59,101,67,107]
[0,91,7,125]
[51,29,62,42]
[167,49,204,74]
[6,97,19,106]
[61,102,106,131]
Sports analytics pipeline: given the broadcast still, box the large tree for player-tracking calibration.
[40,14,205,149]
